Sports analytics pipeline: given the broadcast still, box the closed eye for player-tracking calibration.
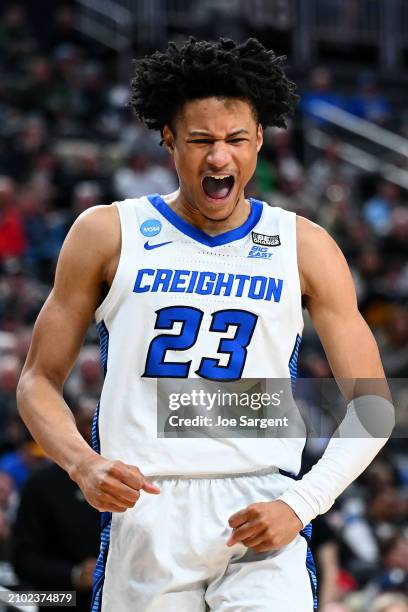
[188,138,248,144]
[188,139,213,144]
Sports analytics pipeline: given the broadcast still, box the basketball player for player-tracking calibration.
[17,38,394,611]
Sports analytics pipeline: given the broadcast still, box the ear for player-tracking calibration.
[256,124,263,153]
[162,125,175,154]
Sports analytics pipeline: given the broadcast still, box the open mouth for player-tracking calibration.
[201,175,235,200]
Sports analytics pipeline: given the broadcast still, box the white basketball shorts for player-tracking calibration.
[92,468,317,611]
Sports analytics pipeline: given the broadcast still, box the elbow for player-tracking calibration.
[16,369,30,417]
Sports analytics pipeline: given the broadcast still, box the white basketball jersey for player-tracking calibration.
[92,194,306,477]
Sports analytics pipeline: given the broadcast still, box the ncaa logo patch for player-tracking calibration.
[251,231,280,247]
[140,219,162,237]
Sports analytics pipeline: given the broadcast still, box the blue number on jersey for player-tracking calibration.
[197,309,258,380]
[143,305,258,381]
[143,306,203,378]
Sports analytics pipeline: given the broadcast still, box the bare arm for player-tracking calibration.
[297,215,389,400]
[228,216,394,549]
[17,206,110,472]
[17,205,159,511]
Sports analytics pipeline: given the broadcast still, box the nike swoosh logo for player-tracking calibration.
[144,240,173,250]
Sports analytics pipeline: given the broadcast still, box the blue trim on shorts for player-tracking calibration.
[279,470,318,608]
[299,523,318,611]
[91,512,112,612]
[91,320,111,611]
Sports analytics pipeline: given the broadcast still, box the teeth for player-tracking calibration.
[207,175,232,180]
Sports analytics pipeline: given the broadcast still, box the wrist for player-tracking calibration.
[67,449,100,484]
[277,489,315,528]
[275,499,304,529]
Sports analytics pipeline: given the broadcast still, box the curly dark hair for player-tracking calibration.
[130,37,299,133]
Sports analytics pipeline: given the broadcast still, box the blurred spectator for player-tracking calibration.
[299,67,345,122]
[362,181,400,236]
[0,176,26,261]
[12,405,100,612]
[0,355,20,444]
[311,516,342,607]
[372,593,408,612]
[0,438,48,493]
[0,471,15,560]
[113,151,177,200]
[0,4,36,71]
[48,5,85,52]
[19,56,61,121]
[65,346,104,403]
[377,306,408,377]
[348,73,392,125]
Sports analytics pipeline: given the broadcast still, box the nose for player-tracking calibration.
[206,141,232,169]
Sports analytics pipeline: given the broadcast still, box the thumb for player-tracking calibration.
[141,479,161,494]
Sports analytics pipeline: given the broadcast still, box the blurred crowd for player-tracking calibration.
[0,3,407,611]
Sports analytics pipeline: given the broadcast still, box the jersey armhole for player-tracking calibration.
[287,211,304,332]
[94,202,124,324]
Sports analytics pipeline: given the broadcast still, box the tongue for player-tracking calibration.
[202,176,231,199]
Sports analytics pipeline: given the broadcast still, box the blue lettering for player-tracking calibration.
[248,276,267,300]
[133,268,283,302]
[133,268,154,293]
[169,270,190,292]
[214,273,235,296]
[151,269,173,292]
[265,278,283,302]
[196,271,217,295]
[186,270,199,293]
[235,274,250,297]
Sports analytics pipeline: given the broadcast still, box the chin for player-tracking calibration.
[199,199,237,222]
[198,188,240,220]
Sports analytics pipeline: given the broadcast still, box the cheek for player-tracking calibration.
[175,151,202,184]
[238,149,257,180]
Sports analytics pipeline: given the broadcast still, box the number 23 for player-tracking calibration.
[143,306,258,381]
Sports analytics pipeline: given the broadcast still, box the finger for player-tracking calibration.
[241,531,267,548]
[226,520,262,546]
[98,501,127,512]
[141,479,161,494]
[96,492,130,512]
[111,463,146,490]
[100,476,141,505]
[228,507,251,528]
[116,464,160,494]
[107,503,128,513]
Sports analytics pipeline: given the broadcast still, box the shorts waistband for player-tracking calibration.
[148,466,280,481]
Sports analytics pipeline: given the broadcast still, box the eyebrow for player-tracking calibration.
[187,129,250,138]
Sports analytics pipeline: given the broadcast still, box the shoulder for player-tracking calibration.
[296,215,341,256]
[61,204,120,271]
[296,215,352,298]
[51,203,121,299]
[69,203,120,242]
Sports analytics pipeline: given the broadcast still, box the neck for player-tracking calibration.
[162,189,251,236]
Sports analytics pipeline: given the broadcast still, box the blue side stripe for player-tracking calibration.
[91,402,101,455]
[91,320,111,612]
[98,321,109,376]
[300,523,318,611]
[288,333,302,392]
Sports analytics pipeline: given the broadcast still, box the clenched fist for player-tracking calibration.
[70,455,160,512]
[227,500,303,552]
